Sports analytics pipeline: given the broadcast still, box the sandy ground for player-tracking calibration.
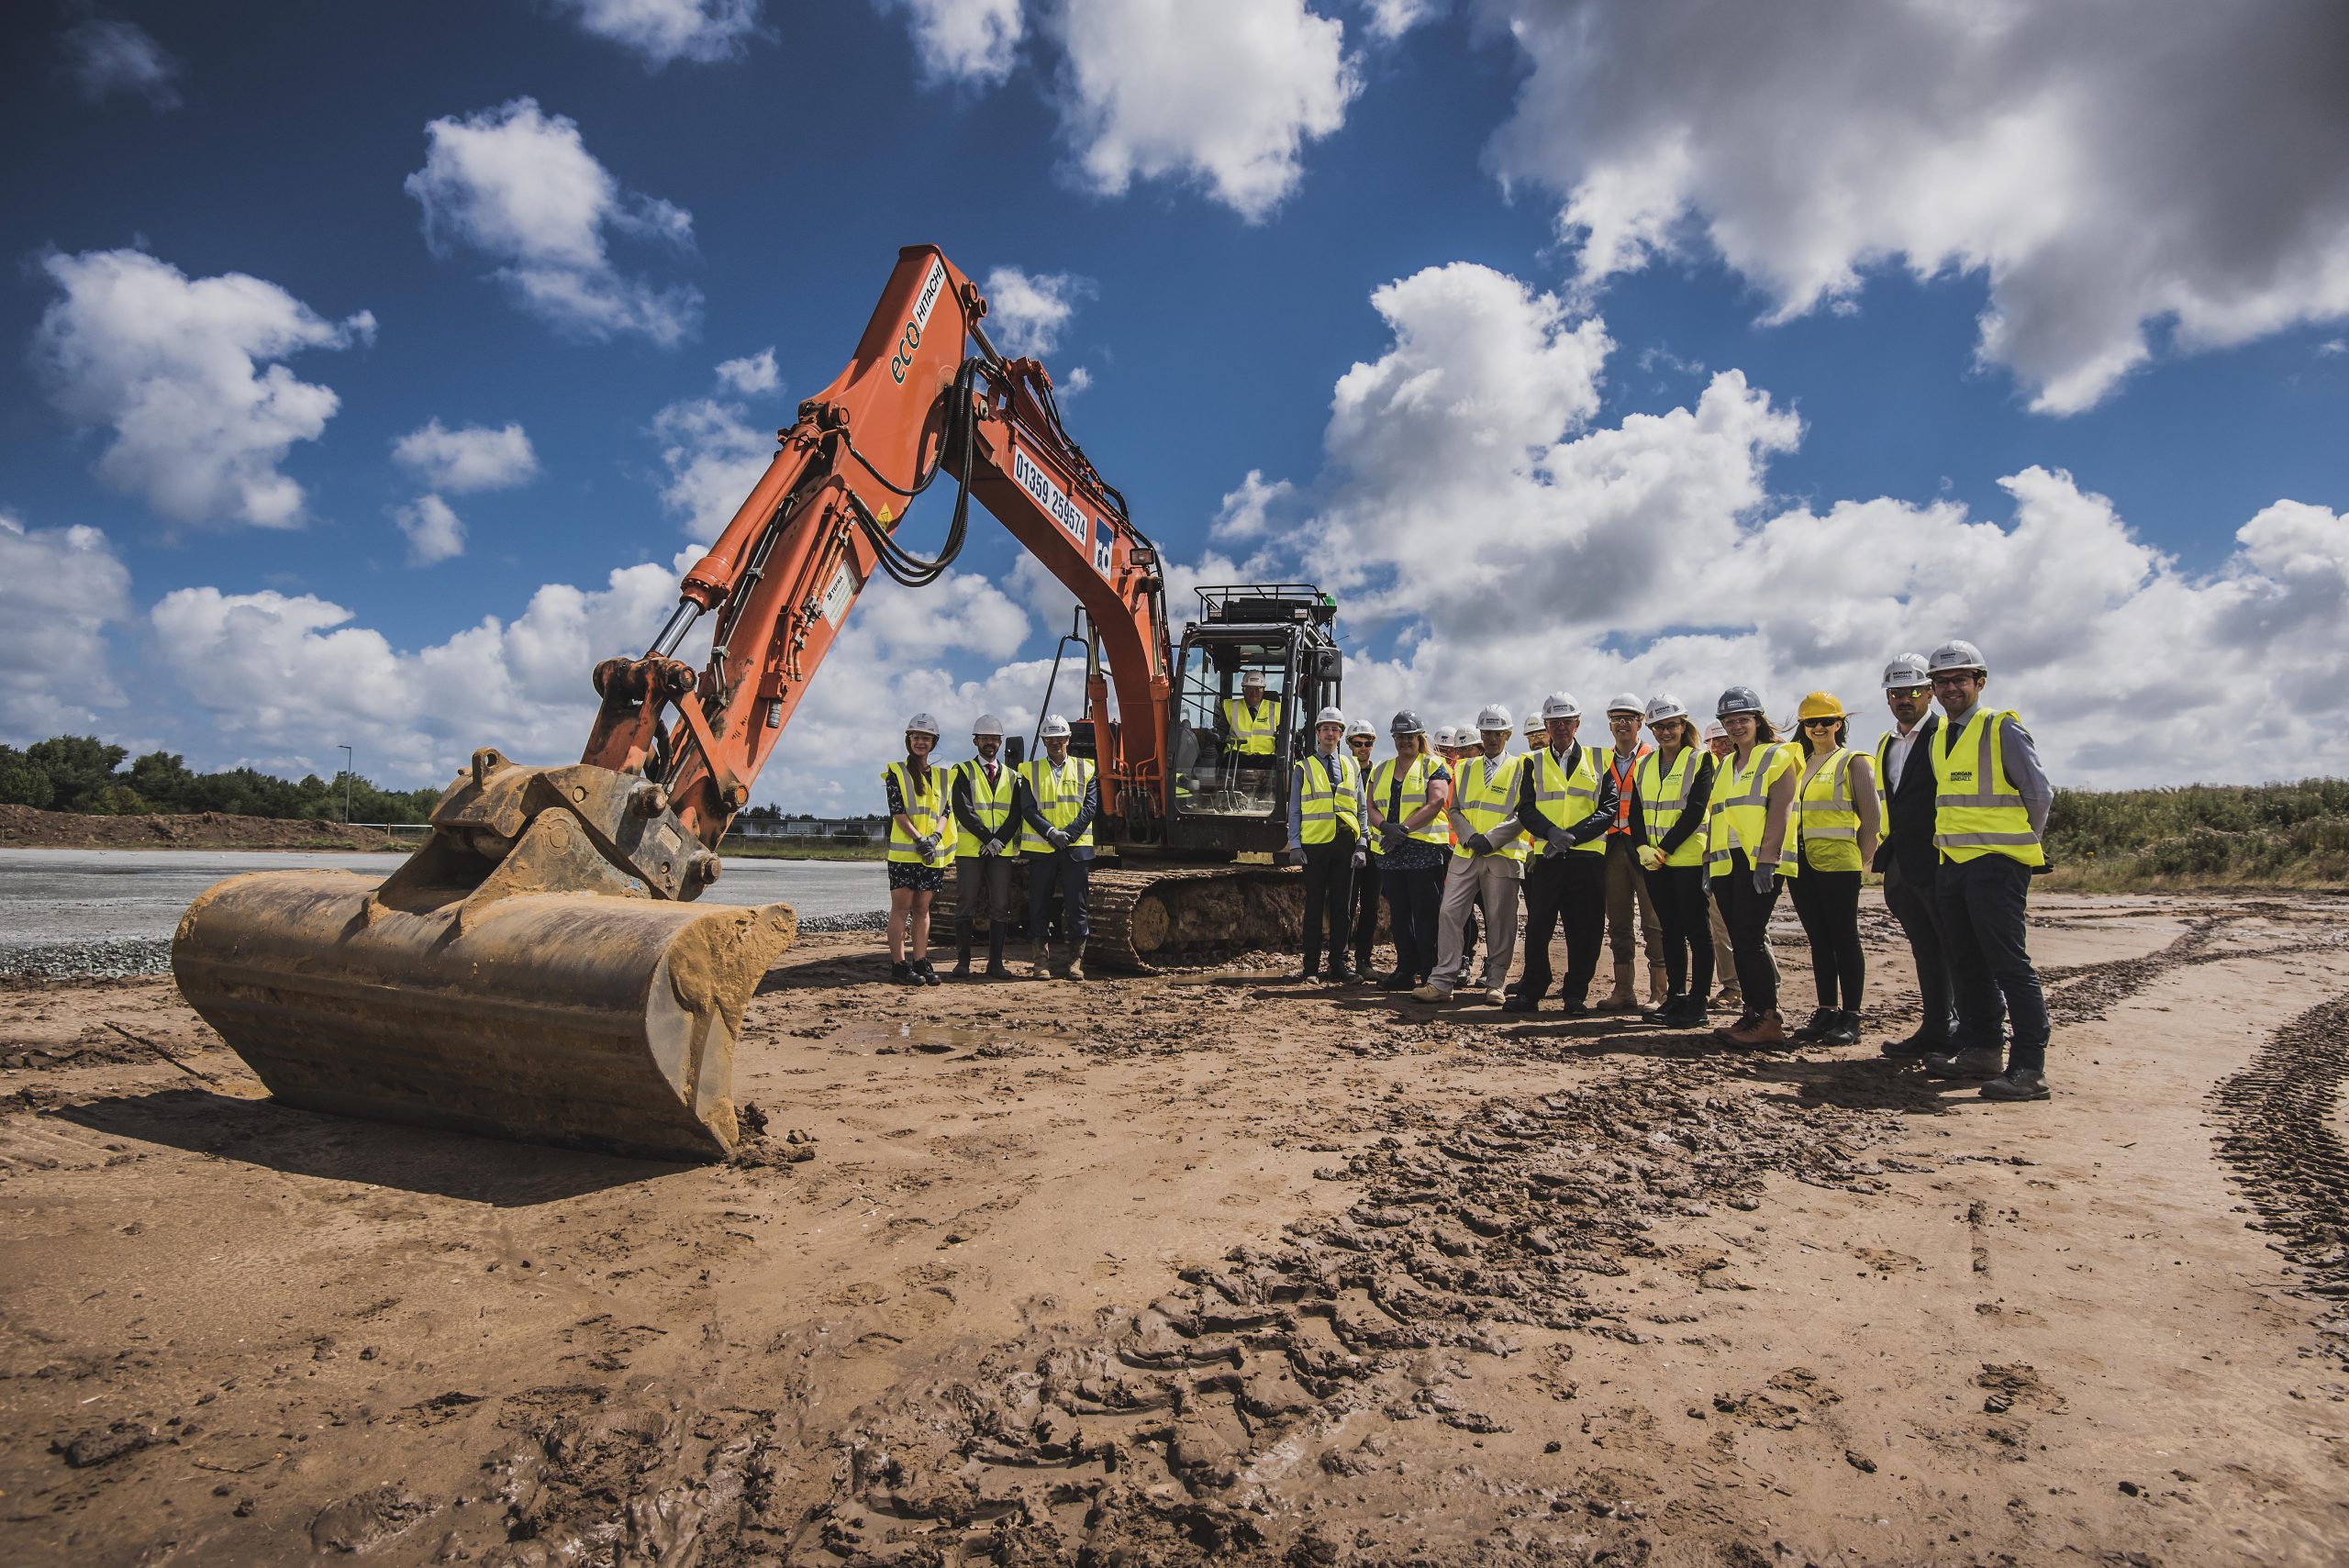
[2,893,2345,1566]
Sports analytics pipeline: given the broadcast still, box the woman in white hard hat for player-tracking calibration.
[1628,695,1716,1027]
[1367,710,1452,988]
[1785,691,1882,1047]
[1344,717,1383,975]
[885,713,956,985]
[1706,687,1800,1046]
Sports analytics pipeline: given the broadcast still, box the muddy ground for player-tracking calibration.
[3,893,2346,1565]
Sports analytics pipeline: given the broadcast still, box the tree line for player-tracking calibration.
[0,736,443,824]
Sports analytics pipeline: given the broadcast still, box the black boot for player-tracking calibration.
[1821,1008,1860,1046]
[1641,991,1682,1023]
[951,945,973,980]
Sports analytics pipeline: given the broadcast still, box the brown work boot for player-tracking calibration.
[1647,962,1669,1008]
[1726,1009,1789,1048]
[1027,940,1052,978]
[1065,950,1086,982]
[1598,961,1637,1012]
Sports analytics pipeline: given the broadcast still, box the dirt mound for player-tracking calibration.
[0,804,404,851]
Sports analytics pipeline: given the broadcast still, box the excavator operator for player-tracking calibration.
[1220,669,1281,805]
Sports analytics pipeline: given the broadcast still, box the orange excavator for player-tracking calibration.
[172,246,1348,1162]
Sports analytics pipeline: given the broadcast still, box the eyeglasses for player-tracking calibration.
[1930,673,1980,689]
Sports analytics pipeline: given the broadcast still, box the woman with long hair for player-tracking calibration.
[1629,695,1716,1028]
[884,713,956,984]
[1786,692,1882,1045]
[1705,687,1801,1046]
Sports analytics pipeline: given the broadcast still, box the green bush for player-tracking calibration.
[2042,779,2349,890]
[0,736,442,824]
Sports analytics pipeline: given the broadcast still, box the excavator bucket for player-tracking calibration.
[171,751,797,1162]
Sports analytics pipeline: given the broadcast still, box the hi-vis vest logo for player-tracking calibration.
[1012,447,1088,542]
[888,258,950,384]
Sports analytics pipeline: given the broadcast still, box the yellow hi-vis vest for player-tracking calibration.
[953,755,1017,859]
[885,761,956,867]
[1295,751,1363,845]
[1932,709,2045,867]
[1527,744,1607,856]
[1794,746,1864,873]
[1707,742,1801,880]
[1450,751,1527,864]
[1873,729,1900,855]
[1635,746,1707,868]
[1222,696,1277,756]
[1368,754,1449,856]
[1019,754,1096,854]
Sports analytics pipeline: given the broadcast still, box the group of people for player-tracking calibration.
[878,639,2054,1102]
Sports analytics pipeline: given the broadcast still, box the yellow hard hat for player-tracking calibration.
[1798,690,1845,721]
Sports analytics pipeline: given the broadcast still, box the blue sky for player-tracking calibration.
[6,0,2347,805]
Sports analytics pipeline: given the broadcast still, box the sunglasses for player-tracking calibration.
[1801,717,1841,728]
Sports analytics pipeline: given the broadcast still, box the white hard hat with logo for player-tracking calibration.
[1605,691,1643,717]
[1433,725,1459,750]
[971,712,1005,739]
[1540,692,1581,722]
[1523,711,1544,737]
[1039,714,1073,740]
[1346,717,1376,740]
[906,712,941,738]
[1644,694,1688,724]
[1476,704,1513,733]
[1881,654,1931,690]
[1927,639,1988,676]
[1315,706,1346,727]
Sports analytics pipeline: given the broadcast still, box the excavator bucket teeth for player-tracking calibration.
[172,870,796,1162]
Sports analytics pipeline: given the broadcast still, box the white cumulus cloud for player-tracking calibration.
[406,97,702,346]
[549,0,765,66]
[392,495,467,566]
[59,16,183,108]
[0,514,131,740]
[30,249,375,529]
[652,396,776,540]
[1478,0,2349,413]
[979,265,1094,356]
[391,418,540,493]
[1050,0,1359,221]
[874,0,1024,84]
[714,346,779,394]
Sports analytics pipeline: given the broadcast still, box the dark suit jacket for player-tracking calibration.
[1873,715,1941,884]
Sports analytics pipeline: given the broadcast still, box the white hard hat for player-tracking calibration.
[1316,706,1346,727]
[1701,719,1727,742]
[1927,639,1987,677]
[971,712,1005,739]
[1433,725,1459,750]
[1644,694,1687,724]
[1605,691,1643,717]
[1881,654,1930,690]
[1346,717,1376,740]
[906,712,941,738]
[1241,668,1265,685]
[1476,704,1512,733]
[1040,714,1073,740]
[1523,712,1543,737]
[1540,692,1581,722]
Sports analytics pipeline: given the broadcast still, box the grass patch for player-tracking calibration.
[720,840,887,862]
[2041,779,2349,893]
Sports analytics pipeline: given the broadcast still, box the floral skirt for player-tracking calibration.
[886,861,945,893]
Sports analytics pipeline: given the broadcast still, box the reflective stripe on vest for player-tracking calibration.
[1451,752,1527,863]
[1369,754,1449,855]
[1796,747,1863,872]
[1635,746,1706,868]
[1530,744,1607,856]
[1874,730,1895,852]
[1222,696,1277,756]
[1598,744,1648,836]
[1019,755,1096,853]
[1931,709,2045,866]
[885,761,956,867]
[1706,742,1800,879]
[1296,751,1363,845]
[953,756,1017,859]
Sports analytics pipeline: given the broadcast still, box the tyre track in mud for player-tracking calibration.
[2210,992,2349,1367]
[471,1049,1917,1564]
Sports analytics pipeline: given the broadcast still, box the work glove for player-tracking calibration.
[1636,845,1664,872]
[1378,821,1407,849]
[978,839,998,859]
[1351,849,1366,869]
[1046,828,1071,850]
[1285,845,1306,866]
[1545,828,1575,854]
[915,833,940,860]
[1752,863,1776,895]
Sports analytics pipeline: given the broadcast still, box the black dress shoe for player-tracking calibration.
[1555,998,1590,1018]
[1879,1030,1948,1060]
[1792,1007,1835,1042]
[1500,995,1540,1015]
[1329,965,1357,984]
[1641,992,1682,1023]
[1379,972,1413,992]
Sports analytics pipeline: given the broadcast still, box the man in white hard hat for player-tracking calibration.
[948,713,1018,980]
[1919,640,2055,1101]
[1507,692,1620,1015]
[1285,706,1371,983]
[1594,691,1667,1012]
[1414,706,1525,1004]
[1870,655,1955,1054]
[1700,718,1770,1009]
[1343,717,1383,975]
[1431,726,1480,974]
[1017,714,1099,981]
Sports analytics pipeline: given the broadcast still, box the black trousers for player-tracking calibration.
[1518,853,1607,1003]
[1300,835,1358,973]
[1026,851,1090,946]
[1349,855,1382,968]
[1935,853,2049,1070]
[1382,862,1442,982]
[1881,860,1955,1046]
[1787,866,1865,1010]
[1711,852,1786,1014]
[1642,862,1713,998]
[953,854,1012,964]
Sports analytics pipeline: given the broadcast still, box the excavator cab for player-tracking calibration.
[1164,584,1343,858]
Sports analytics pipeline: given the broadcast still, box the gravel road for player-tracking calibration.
[0,848,889,977]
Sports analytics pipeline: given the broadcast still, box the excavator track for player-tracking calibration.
[933,862,1307,973]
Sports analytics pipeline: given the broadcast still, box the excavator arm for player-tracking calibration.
[585,246,1174,854]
